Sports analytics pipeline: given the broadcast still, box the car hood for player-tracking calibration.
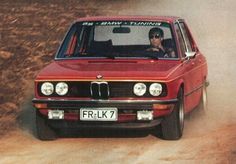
[36,59,182,81]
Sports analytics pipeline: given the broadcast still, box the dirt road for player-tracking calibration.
[0,0,236,163]
[0,124,235,163]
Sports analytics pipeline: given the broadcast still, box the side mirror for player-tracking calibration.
[185,51,196,59]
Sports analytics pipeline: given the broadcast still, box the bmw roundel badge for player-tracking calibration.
[96,74,103,79]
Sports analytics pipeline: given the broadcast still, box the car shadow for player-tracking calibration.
[58,128,151,138]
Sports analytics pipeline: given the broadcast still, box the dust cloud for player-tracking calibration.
[0,0,236,163]
[121,0,236,132]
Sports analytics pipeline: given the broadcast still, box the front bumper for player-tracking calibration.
[33,98,178,129]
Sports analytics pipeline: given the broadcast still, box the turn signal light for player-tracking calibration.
[34,103,47,109]
[152,104,174,110]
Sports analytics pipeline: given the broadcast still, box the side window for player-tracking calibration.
[179,22,194,52]
[174,23,186,57]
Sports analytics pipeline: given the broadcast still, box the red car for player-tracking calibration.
[32,16,208,140]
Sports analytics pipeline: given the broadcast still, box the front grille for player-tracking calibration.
[109,82,134,97]
[37,81,167,98]
[90,81,109,99]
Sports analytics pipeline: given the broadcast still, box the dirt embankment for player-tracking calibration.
[0,0,129,135]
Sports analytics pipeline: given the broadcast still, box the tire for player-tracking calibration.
[160,88,184,140]
[36,110,57,140]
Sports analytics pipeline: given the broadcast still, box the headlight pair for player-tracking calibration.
[41,82,68,96]
[133,83,163,97]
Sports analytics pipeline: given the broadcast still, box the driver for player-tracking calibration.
[146,27,165,53]
[146,27,175,58]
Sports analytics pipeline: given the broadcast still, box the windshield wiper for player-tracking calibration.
[126,51,159,60]
[103,54,116,59]
[100,52,121,59]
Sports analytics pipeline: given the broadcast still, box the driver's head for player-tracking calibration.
[149,27,164,48]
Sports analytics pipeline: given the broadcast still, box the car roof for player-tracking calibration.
[77,15,181,23]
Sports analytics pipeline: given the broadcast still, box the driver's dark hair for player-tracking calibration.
[149,27,164,38]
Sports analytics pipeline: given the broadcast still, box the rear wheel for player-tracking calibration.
[36,110,57,140]
[160,88,184,140]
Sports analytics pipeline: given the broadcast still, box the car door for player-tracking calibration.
[174,21,202,113]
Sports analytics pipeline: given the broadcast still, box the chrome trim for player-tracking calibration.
[32,98,178,104]
[176,20,189,53]
[90,81,109,98]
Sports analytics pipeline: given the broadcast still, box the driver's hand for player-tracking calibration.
[164,54,169,58]
[146,48,160,52]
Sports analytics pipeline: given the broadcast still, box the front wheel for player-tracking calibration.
[160,88,185,140]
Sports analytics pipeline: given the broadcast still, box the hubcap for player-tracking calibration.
[202,86,207,110]
[179,97,184,132]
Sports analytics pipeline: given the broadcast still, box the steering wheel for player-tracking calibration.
[146,48,165,58]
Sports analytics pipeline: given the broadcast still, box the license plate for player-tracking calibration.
[80,108,118,121]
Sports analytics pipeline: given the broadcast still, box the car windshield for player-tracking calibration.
[56,21,178,59]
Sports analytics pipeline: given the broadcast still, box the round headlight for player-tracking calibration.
[41,82,54,96]
[55,82,68,96]
[149,83,162,96]
[133,83,147,96]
